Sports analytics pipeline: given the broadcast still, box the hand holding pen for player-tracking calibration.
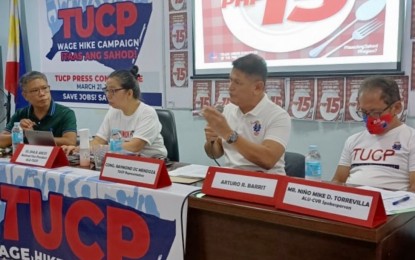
[19,119,37,131]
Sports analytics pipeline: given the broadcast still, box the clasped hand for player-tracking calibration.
[202,106,232,141]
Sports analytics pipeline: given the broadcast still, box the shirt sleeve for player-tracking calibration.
[4,107,29,133]
[96,109,112,142]
[4,110,24,132]
[408,130,415,172]
[264,110,291,148]
[132,107,161,145]
[338,137,353,167]
[60,108,77,134]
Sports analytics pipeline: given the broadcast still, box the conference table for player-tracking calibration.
[2,155,415,260]
[185,194,415,260]
[0,159,199,259]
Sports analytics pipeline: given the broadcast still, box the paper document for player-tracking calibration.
[170,176,202,185]
[168,164,209,178]
[357,186,415,215]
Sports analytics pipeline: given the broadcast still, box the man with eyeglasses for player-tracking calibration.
[332,76,415,192]
[0,71,77,148]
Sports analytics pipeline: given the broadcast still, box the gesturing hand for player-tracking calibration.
[202,106,232,139]
[205,125,219,143]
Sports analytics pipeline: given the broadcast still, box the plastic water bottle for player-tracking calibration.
[305,145,322,181]
[109,129,123,153]
[78,128,90,167]
[11,122,24,154]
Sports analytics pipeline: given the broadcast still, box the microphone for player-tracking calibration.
[207,103,224,167]
[210,103,224,144]
[194,103,224,116]
[214,103,224,113]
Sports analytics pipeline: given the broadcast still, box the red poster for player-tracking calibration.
[169,12,188,50]
[170,51,188,88]
[288,78,315,120]
[169,0,187,12]
[193,80,212,116]
[412,0,415,39]
[315,78,345,122]
[390,75,409,122]
[344,76,365,122]
[214,80,230,106]
[266,78,286,109]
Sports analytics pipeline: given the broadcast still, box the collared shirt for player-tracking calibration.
[222,95,291,174]
[5,100,77,138]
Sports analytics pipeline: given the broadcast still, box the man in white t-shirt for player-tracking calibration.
[332,76,415,191]
[202,54,291,174]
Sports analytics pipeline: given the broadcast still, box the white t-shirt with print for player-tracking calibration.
[338,124,415,190]
[96,103,167,158]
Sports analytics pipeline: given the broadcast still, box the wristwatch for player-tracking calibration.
[226,131,238,144]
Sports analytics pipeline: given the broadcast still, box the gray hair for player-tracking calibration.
[19,71,48,90]
[232,53,268,83]
[359,76,401,105]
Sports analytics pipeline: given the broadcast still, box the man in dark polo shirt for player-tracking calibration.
[0,71,77,147]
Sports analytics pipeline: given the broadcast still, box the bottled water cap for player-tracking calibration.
[309,144,318,151]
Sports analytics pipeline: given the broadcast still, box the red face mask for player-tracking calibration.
[363,114,393,135]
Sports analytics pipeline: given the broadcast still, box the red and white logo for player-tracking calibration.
[221,0,355,52]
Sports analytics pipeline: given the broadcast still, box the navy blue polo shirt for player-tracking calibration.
[5,101,77,137]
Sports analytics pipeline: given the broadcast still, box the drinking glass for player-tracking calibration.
[92,144,109,170]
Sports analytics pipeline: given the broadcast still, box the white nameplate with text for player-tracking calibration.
[212,172,277,197]
[99,153,172,189]
[283,182,372,220]
[15,145,54,167]
[101,156,160,185]
[202,166,283,206]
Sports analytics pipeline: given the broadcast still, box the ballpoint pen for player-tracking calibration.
[392,195,410,206]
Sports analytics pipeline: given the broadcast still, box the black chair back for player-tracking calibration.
[156,109,179,162]
[284,151,305,178]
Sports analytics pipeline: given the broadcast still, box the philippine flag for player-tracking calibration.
[5,0,27,110]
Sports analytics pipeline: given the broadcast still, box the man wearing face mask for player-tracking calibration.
[332,76,415,191]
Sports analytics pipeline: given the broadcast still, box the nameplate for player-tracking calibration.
[275,178,386,228]
[10,144,69,168]
[99,153,171,189]
[202,166,283,206]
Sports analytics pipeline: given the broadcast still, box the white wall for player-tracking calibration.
[1,0,414,180]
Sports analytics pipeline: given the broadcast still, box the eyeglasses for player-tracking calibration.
[356,103,394,119]
[102,87,125,95]
[26,86,50,95]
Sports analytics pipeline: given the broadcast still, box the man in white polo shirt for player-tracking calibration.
[202,54,291,174]
[332,76,415,191]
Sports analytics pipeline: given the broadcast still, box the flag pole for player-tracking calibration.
[6,92,11,124]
